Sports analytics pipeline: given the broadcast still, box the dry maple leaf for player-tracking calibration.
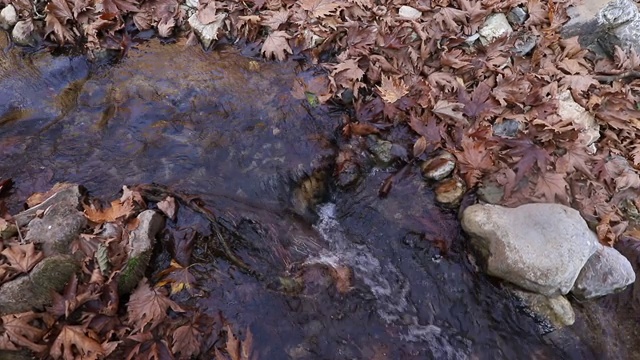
[171,321,202,358]
[454,136,494,188]
[502,137,551,184]
[50,325,104,360]
[260,9,290,30]
[261,31,292,61]
[127,278,184,331]
[377,75,409,104]
[0,312,47,353]
[533,171,569,203]
[84,199,135,223]
[48,274,100,319]
[102,0,139,14]
[300,0,342,18]
[432,100,466,124]
[1,243,44,274]
[221,324,254,360]
[45,0,76,45]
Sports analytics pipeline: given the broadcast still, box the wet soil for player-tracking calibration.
[0,34,638,359]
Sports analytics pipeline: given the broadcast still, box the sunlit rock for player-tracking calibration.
[398,6,422,21]
[11,20,35,46]
[479,13,513,45]
[0,4,17,30]
[461,203,599,296]
[572,244,636,300]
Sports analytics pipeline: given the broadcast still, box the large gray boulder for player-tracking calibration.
[461,203,599,296]
[572,244,636,300]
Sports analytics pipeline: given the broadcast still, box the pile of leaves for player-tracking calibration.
[5,0,640,241]
[0,185,255,359]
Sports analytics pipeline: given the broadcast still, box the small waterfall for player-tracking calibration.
[307,203,470,359]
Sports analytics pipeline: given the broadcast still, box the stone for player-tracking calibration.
[23,199,87,256]
[188,12,227,49]
[185,0,199,8]
[0,255,79,315]
[571,244,636,300]
[478,13,513,45]
[398,6,422,21]
[507,6,528,26]
[434,177,465,207]
[557,90,599,153]
[368,137,406,166]
[0,5,17,30]
[563,0,640,56]
[421,151,456,181]
[11,20,35,46]
[512,288,576,331]
[492,119,521,138]
[461,203,599,296]
[512,33,538,56]
[476,182,504,204]
[118,210,164,293]
[14,184,84,227]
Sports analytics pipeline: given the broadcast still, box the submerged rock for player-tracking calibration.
[11,20,35,46]
[572,244,636,300]
[461,203,599,296]
[421,151,456,181]
[434,176,465,207]
[0,5,17,30]
[512,288,576,331]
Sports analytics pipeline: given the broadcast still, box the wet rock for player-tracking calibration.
[188,12,226,49]
[476,182,504,204]
[11,20,36,46]
[571,244,636,300]
[479,13,513,45]
[0,5,17,30]
[507,6,528,26]
[0,255,79,315]
[557,90,599,153]
[492,119,521,138]
[398,6,421,20]
[512,288,576,330]
[461,203,599,296]
[434,177,465,207]
[421,151,456,181]
[119,210,164,293]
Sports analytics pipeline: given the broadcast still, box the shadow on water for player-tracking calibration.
[0,35,635,359]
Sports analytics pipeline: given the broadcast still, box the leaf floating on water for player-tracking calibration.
[157,196,177,220]
[155,259,196,295]
[84,199,135,224]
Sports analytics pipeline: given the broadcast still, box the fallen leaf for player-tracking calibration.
[127,278,184,331]
[377,75,409,104]
[261,31,292,61]
[1,243,44,274]
[157,196,177,220]
[84,199,135,224]
[155,259,196,295]
[0,312,47,353]
[50,325,104,360]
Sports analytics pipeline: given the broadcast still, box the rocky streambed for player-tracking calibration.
[1,33,640,358]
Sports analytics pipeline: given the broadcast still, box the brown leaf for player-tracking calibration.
[377,75,409,104]
[84,199,135,224]
[26,183,75,208]
[454,136,494,188]
[260,9,290,30]
[127,278,184,331]
[102,0,139,14]
[534,171,569,203]
[300,0,342,18]
[261,31,292,61]
[0,312,47,353]
[157,196,177,220]
[432,100,466,124]
[50,325,104,360]
[413,136,427,158]
[45,0,76,44]
[225,324,254,360]
[1,243,44,274]
[172,322,202,358]
[342,122,379,136]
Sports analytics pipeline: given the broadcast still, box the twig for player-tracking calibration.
[594,71,640,84]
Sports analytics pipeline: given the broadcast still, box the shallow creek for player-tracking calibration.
[1,34,638,359]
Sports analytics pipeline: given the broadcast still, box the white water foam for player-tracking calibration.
[307,203,470,359]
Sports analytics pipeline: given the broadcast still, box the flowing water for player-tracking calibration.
[1,33,639,359]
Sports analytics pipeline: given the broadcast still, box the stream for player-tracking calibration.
[1,33,639,359]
